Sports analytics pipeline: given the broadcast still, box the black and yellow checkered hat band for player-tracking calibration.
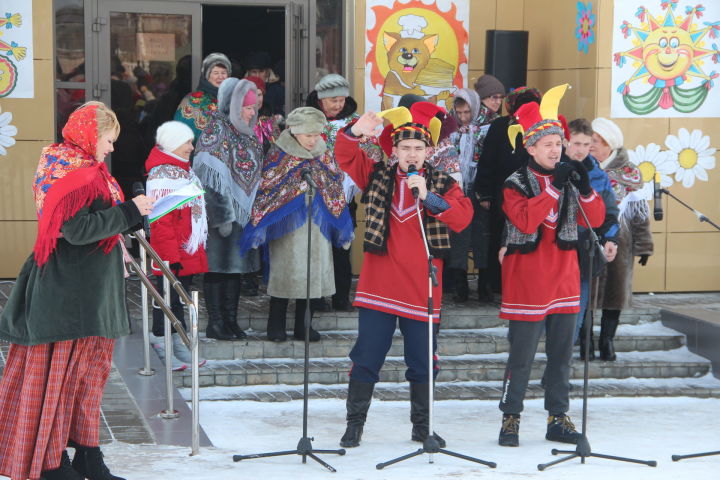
[392,123,431,145]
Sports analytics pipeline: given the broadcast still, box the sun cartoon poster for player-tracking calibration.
[0,0,33,98]
[365,0,469,113]
[611,0,720,118]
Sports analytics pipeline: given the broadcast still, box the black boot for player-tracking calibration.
[409,382,446,448]
[477,268,494,303]
[578,313,595,361]
[267,296,288,342]
[599,309,620,361]
[340,379,375,448]
[70,441,126,480]
[204,274,234,340]
[545,414,581,444]
[222,274,247,340]
[294,299,321,342]
[498,413,520,447]
[452,268,469,302]
[41,450,84,480]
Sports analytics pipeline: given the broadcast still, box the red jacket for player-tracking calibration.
[145,148,208,276]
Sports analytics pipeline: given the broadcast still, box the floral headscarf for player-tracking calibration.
[33,103,124,266]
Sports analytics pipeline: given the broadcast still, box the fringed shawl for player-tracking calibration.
[600,148,649,226]
[240,130,354,253]
[33,104,124,266]
[145,147,208,254]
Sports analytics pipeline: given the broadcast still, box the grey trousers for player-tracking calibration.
[499,313,576,415]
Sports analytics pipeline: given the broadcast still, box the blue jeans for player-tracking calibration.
[573,278,590,343]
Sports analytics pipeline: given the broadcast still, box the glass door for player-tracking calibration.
[95,0,200,197]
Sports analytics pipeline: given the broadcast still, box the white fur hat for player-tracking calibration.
[156,121,195,152]
[592,117,624,151]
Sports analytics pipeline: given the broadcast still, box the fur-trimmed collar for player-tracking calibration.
[275,129,327,159]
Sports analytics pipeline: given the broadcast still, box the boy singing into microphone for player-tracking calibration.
[496,85,605,447]
[333,102,472,449]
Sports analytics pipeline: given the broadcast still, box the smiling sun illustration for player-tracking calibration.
[614,1,720,114]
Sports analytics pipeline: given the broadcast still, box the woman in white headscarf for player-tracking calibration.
[590,117,653,361]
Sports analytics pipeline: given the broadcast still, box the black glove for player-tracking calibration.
[552,162,574,190]
[169,262,183,275]
[570,161,592,195]
[638,255,649,266]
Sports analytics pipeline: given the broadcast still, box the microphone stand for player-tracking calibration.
[538,187,656,471]
[659,188,720,231]
[658,188,719,461]
[376,194,496,471]
[232,171,346,471]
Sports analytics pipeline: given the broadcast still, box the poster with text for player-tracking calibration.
[611,0,720,118]
[365,0,469,113]
[0,0,34,98]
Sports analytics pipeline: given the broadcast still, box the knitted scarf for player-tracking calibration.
[504,161,579,255]
[599,148,648,226]
[240,129,354,252]
[33,104,124,266]
[361,162,453,257]
[145,147,208,254]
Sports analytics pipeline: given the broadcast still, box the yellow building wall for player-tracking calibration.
[0,0,54,278]
[351,0,720,292]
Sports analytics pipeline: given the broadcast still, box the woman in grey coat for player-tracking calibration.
[193,78,264,340]
[591,117,654,361]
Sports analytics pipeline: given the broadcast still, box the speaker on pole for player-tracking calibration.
[484,30,529,91]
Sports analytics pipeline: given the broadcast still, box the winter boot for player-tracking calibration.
[545,414,581,444]
[599,309,620,361]
[476,268,494,303]
[498,413,520,447]
[222,274,247,340]
[339,379,375,448]
[294,299,321,342]
[204,275,234,340]
[41,450,84,480]
[69,441,126,480]
[311,297,332,312]
[409,382,446,448]
[267,296,288,342]
[452,268,469,303]
[172,333,206,368]
[578,314,595,361]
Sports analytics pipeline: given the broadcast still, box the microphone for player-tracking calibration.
[653,172,663,221]
[301,167,318,190]
[132,181,151,238]
[407,164,419,199]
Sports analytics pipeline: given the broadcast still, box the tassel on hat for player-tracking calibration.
[156,121,195,153]
[376,102,444,157]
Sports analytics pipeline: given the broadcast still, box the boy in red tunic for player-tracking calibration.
[334,102,472,448]
[497,85,605,447]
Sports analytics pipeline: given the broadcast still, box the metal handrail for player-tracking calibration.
[126,230,201,455]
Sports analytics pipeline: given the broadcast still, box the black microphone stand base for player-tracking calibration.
[376,435,497,470]
[232,437,346,473]
[672,450,720,462]
[537,435,656,471]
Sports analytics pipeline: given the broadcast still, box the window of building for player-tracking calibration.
[315,0,344,82]
[54,0,86,140]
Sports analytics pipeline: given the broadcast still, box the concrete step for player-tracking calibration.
[182,375,720,403]
[173,349,710,388]
[198,328,684,361]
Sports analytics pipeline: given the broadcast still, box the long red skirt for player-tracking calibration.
[0,337,114,480]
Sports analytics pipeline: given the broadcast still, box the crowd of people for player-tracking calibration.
[0,49,655,478]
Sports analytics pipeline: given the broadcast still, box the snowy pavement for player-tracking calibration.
[97,396,719,479]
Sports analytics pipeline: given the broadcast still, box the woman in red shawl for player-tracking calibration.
[0,102,153,480]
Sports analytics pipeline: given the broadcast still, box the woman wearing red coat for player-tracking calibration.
[146,121,209,369]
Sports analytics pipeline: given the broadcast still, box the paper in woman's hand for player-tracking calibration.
[148,182,204,223]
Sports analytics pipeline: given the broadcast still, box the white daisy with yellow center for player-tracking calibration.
[665,128,716,188]
[628,143,677,201]
[0,106,17,156]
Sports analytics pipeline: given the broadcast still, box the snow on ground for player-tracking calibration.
[101,396,719,479]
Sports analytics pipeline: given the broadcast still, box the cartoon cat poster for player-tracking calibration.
[365,0,469,113]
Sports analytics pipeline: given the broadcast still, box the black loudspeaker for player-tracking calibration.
[484,30,529,91]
